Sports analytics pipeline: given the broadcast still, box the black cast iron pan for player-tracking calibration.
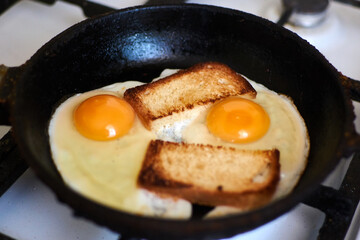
[1,4,360,240]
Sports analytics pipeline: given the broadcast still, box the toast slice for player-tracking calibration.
[138,140,280,209]
[124,62,256,130]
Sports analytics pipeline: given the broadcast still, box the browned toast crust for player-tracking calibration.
[138,140,280,209]
[124,62,256,129]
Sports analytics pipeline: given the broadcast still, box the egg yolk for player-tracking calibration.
[206,97,270,143]
[73,94,135,141]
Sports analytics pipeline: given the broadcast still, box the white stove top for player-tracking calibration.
[0,1,360,239]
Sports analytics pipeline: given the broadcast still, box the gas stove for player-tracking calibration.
[0,1,360,239]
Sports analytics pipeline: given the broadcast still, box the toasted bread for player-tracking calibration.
[124,62,256,130]
[138,140,280,209]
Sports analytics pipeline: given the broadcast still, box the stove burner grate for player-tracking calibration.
[0,131,27,198]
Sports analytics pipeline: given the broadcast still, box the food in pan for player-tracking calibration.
[126,62,309,207]
[48,62,309,218]
[181,73,310,202]
[72,94,135,141]
[123,62,256,131]
[48,81,191,218]
[139,140,280,210]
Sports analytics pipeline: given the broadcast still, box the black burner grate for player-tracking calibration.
[303,153,360,240]
[0,131,27,240]
[0,131,27,197]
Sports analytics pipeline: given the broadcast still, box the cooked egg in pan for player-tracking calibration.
[49,69,309,219]
[180,79,309,201]
[49,81,192,218]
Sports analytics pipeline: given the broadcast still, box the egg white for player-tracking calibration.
[49,81,192,219]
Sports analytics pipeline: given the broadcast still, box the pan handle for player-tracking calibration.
[0,64,22,126]
[340,75,360,154]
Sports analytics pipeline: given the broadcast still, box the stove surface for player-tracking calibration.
[0,1,360,240]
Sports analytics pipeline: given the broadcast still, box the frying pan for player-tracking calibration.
[0,4,360,240]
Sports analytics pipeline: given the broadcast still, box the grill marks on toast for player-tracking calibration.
[124,62,256,129]
[138,140,280,209]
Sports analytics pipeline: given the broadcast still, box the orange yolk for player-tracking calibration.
[73,94,135,141]
[206,97,270,143]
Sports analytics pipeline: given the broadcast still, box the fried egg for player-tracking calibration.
[180,79,309,200]
[49,81,191,218]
